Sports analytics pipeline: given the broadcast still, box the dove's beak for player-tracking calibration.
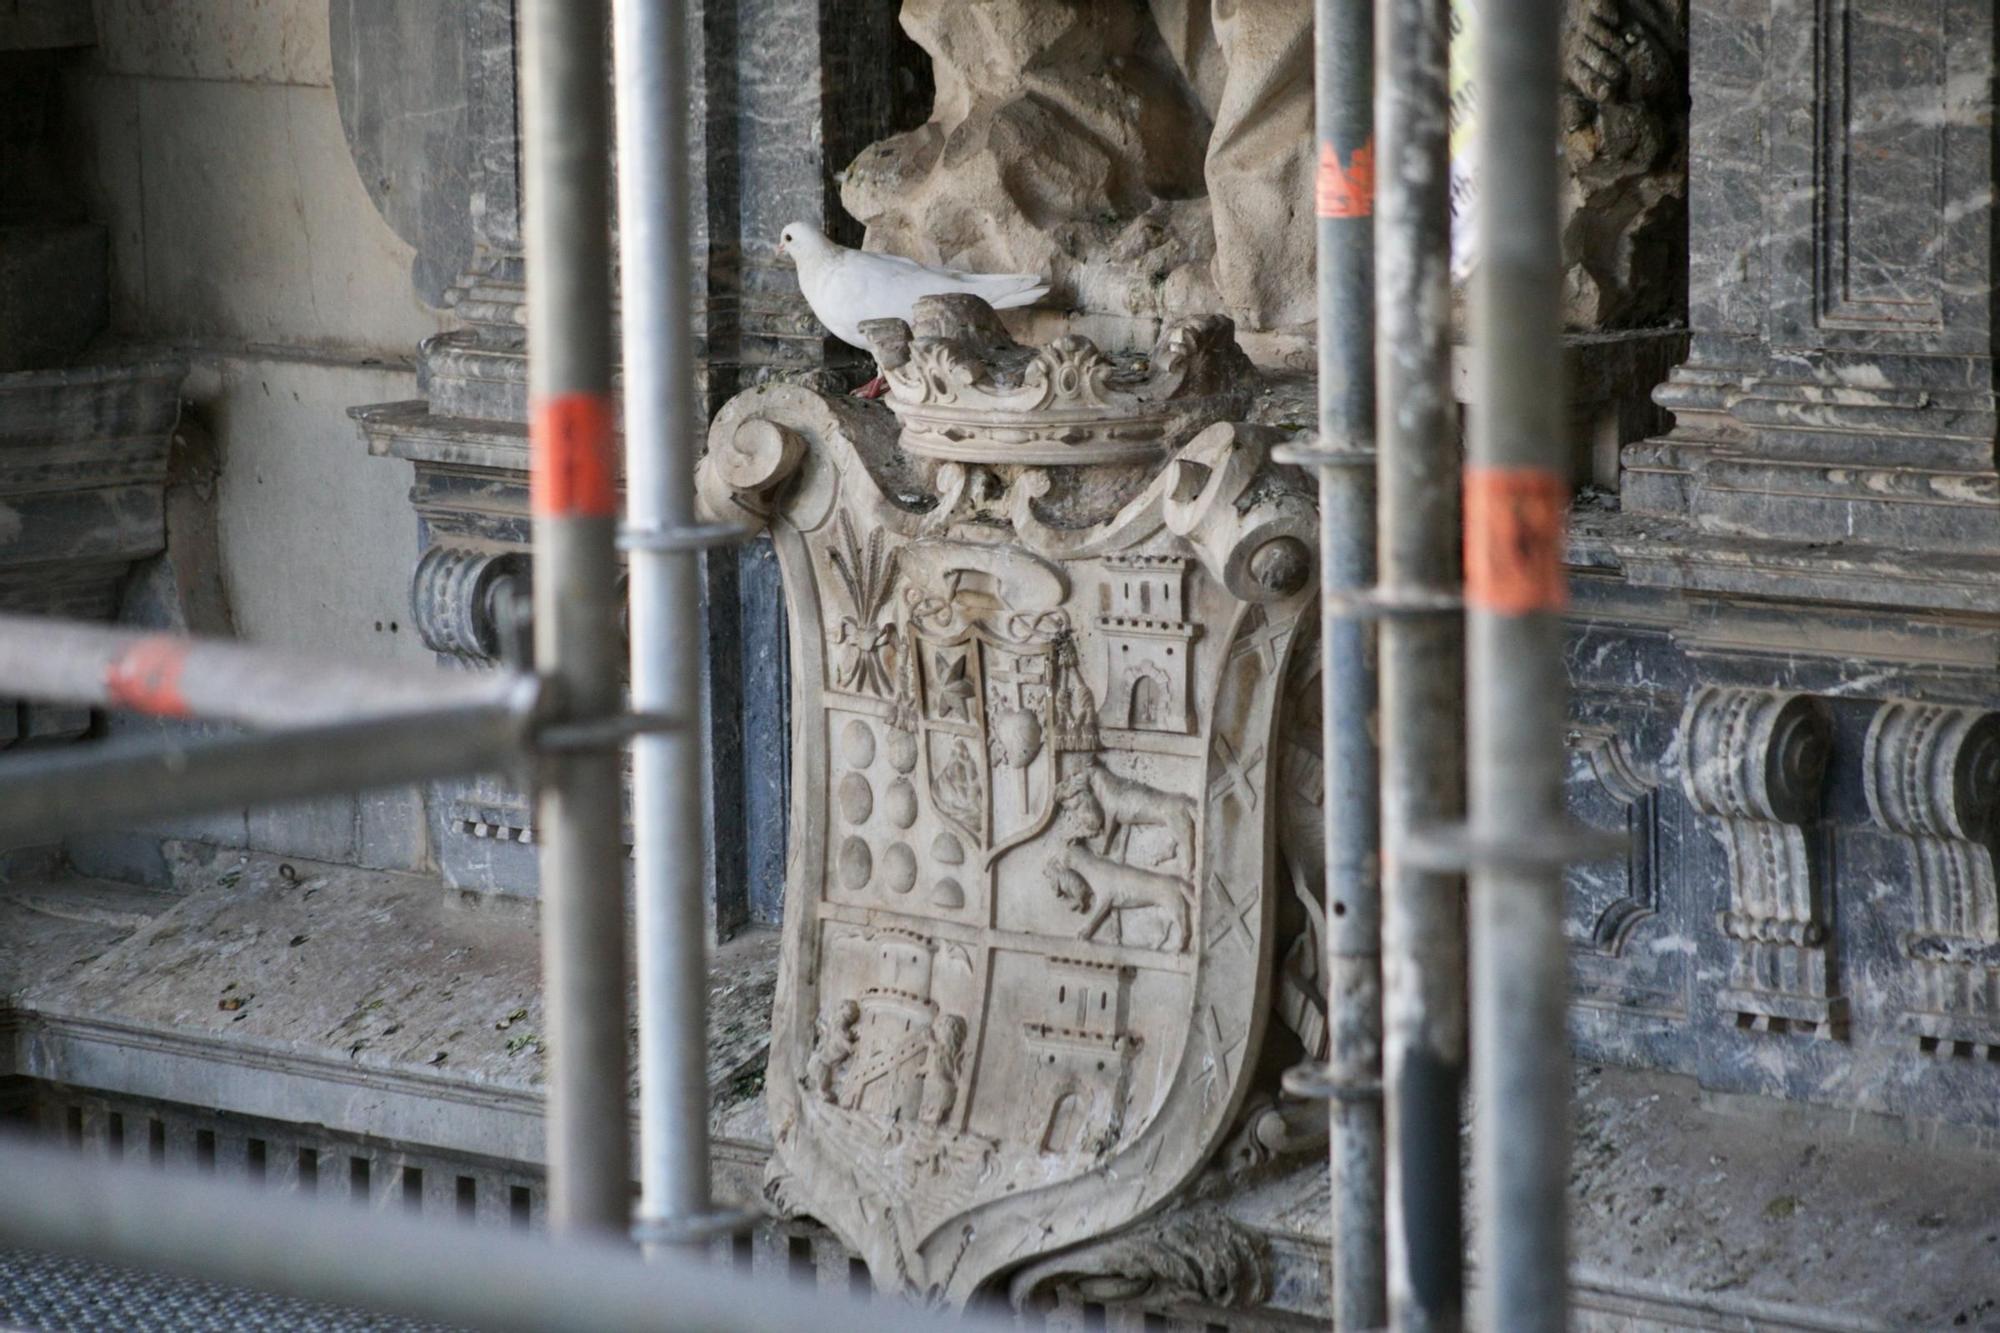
[776,239,787,259]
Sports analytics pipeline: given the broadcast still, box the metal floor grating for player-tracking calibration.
[0,1248,465,1333]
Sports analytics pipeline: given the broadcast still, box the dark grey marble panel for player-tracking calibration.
[329,0,476,308]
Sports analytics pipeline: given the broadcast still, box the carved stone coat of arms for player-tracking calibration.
[697,297,1319,1304]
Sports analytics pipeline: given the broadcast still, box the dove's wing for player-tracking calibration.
[809,247,1050,348]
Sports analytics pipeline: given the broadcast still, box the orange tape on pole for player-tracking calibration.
[1464,466,1569,614]
[530,392,618,519]
[1317,138,1376,219]
[104,637,193,718]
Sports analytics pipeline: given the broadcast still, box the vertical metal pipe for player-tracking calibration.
[521,0,633,1238]
[1314,0,1385,1325]
[1467,0,1570,1328]
[613,0,716,1248]
[1375,1,1466,1329]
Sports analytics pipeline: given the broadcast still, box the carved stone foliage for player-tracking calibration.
[1006,1207,1272,1316]
[1681,687,1840,1036]
[1864,702,2000,1057]
[703,299,1311,1303]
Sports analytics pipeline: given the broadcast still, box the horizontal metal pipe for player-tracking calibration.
[0,701,533,846]
[0,613,529,726]
[0,1139,988,1333]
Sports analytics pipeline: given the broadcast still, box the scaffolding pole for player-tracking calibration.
[521,0,634,1239]
[1374,0,1467,1329]
[0,613,525,726]
[1467,0,1572,1328]
[1312,0,1385,1324]
[613,0,733,1251]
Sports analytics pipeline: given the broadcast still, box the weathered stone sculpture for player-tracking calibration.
[697,297,1315,1301]
[842,0,1686,341]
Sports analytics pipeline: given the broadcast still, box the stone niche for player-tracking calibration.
[1561,0,2000,1132]
[0,7,187,761]
[343,0,923,915]
[700,295,1331,1308]
[842,0,1687,355]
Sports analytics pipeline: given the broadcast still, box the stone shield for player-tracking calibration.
[700,338,1313,1303]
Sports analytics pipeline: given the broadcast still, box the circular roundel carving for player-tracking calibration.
[880,843,918,895]
[842,719,877,770]
[1763,698,1831,823]
[837,773,874,825]
[1952,714,2000,841]
[837,837,872,891]
[930,878,965,909]
[1249,536,1312,596]
[931,831,965,865]
[883,779,918,829]
[885,728,918,774]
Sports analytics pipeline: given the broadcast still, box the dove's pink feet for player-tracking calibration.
[852,374,889,400]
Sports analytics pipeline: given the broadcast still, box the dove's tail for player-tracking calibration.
[955,273,1050,310]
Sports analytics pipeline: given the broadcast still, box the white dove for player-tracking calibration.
[777,221,1050,398]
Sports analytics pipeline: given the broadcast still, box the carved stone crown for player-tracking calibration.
[860,295,1254,467]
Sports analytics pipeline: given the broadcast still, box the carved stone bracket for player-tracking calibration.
[1863,701,2000,1057]
[1566,723,1663,956]
[1681,686,1840,1037]
[410,545,529,664]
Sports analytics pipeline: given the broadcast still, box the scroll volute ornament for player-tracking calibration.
[1681,687,1840,1035]
[698,301,1308,1303]
[1864,702,2000,1053]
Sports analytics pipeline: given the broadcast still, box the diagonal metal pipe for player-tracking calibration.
[0,613,526,726]
[520,0,634,1239]
[0,701,534,847]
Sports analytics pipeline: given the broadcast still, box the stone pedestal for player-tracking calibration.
[1565,0,2000,1130]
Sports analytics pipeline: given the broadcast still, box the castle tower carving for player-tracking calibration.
[1097,555,1199,734]
[846,928,938,1121]
[1023,957,1141,1156]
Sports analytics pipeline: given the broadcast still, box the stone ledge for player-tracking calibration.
[0,853,775,1203]
[5,861,1996,1328]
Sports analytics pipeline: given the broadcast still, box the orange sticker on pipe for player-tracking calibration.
[1317,139,1375,219]
[105,636,193,717]
[1464,466,1570,614]
[531,392,618,518]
